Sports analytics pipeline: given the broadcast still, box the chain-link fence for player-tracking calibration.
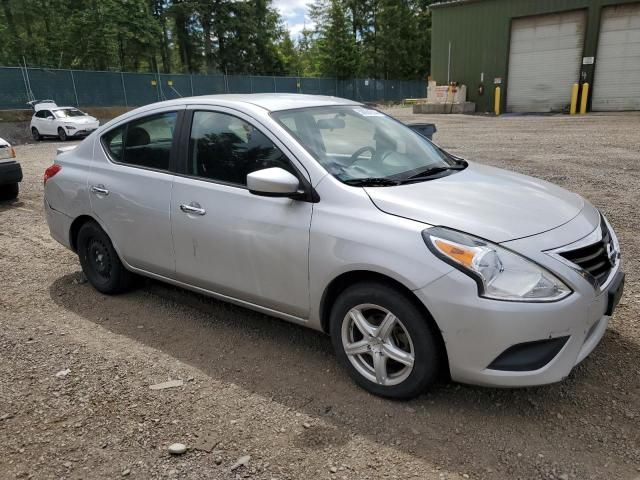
[0,66,426,110]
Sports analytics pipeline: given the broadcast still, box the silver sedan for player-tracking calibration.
[43,94,624,399]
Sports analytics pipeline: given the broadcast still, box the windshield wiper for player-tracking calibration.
[344,177,401,187]
[402,163,467,182]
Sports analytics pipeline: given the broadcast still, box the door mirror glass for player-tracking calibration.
[46,116,54,120]
[247,167,300,197]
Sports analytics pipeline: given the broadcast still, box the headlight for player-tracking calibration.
[65,125,77,130]
[423,227,571,302]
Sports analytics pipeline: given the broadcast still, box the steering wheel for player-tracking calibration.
[347,146,376,165]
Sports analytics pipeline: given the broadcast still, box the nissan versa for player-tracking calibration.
[43,94,624,399]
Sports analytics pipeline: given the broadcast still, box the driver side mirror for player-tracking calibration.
[46,115,54,120]
[247,167,301,198]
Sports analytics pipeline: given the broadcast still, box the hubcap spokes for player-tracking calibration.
[342,304,415,387]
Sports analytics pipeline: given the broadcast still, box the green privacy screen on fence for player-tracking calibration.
[0,67,426,110]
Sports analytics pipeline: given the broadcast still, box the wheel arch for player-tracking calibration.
[319,269,450,378]
[69,214,99,252]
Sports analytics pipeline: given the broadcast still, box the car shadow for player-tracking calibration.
[0,198,25,209]
[49,272,640,477]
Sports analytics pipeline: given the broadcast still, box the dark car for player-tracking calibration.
[0,138,22,200]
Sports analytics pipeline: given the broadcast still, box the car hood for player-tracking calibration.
[64,116,98,124]
[365,162,584,243]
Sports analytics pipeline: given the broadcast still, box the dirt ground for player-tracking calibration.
[1,109,639,480]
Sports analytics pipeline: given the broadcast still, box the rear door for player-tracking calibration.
[89,107,184,276]
[170,107,312,317]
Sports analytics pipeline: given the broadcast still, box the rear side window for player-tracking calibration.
[102,112,177,171]
[188,110,295,185]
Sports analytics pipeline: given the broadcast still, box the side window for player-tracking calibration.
[35,111,44,118]
[103,125,125,162]
[188,111,296,185]
[102,112,177,170]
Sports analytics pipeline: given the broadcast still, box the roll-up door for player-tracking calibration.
[507,10,586,113]
[592,3,640,112]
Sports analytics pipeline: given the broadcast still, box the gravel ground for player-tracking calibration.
[1,110,639,480]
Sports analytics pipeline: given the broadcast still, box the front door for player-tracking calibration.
[90,108,182,276]
[40,110,56,135]
[171,108,312,318]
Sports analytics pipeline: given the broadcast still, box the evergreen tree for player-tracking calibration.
[311,0,359,78]
[0,0,433,79]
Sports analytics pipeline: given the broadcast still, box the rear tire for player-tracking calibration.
[31,127,41,141]
[330,282,442,399]
[58,128,67,141]
[76,221,135,294]
[0,183,19,201]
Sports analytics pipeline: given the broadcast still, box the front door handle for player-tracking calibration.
[180,202,206,216]
[90,185,110,196]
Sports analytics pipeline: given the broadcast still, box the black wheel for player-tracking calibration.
[31,127,41,141]
[58,128,67,141]
[76,221,135,294]
[330,282,442,399]
[0,183,19,201]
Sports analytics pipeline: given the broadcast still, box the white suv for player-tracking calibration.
[29,101,100,141]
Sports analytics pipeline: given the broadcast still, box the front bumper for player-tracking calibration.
[0,160,23,185]
[68,127,98,137]
[415,208,623,388]
[416,265,621,387]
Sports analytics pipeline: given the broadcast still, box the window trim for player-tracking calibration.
[177,107,317,201]
[99,109,185,175]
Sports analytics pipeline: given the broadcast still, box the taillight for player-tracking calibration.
[44,164,62,184]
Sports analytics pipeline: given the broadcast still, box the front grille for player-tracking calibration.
[559,221,614,287]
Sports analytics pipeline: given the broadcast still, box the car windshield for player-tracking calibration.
[272,105,457,184]
[54,108,86,118]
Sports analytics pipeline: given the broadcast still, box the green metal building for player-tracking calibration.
[431,0,640,113]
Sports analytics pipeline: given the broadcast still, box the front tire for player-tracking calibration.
[76,221,135,294]
[31,127,41,141]
[58,127,67,141]
[330,282,442,399]
[0,183,19,201]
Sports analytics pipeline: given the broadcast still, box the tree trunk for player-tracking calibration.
[201,13,213,72]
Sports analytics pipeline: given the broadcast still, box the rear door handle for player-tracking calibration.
[90,185,109,196]
[180,202,206,216]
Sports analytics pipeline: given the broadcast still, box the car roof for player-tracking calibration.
[136,93,362,114]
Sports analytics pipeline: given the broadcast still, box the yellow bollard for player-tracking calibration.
[494,86,501,116]
[580,83,589,114]
[570,83,579,115]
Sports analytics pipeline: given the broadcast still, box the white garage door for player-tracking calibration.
[507,10,586,113]
[592,3,640,111]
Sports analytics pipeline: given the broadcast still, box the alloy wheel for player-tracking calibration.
[341,303,415,386]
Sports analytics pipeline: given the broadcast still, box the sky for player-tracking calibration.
[273,0,313,37]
